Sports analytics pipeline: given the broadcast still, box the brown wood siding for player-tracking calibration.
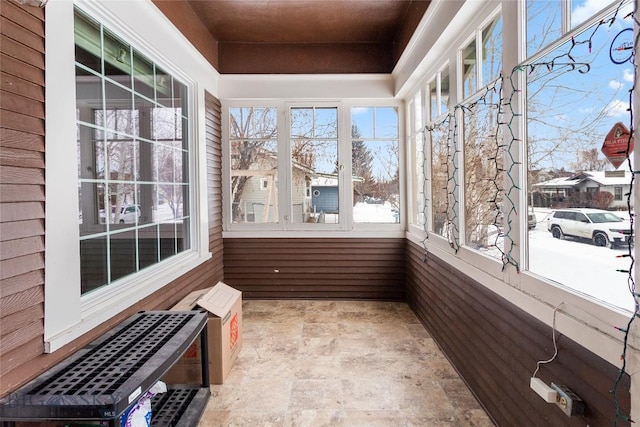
[0,54,224,398]
[405,240,631,427]
[0,0,46,398]
[223,238,405,300]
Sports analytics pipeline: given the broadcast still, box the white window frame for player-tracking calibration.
[222,99,404,234]
[401,0,639,385]
[44,0,214,352]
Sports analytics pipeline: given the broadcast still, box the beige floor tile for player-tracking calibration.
[199,300,494,426]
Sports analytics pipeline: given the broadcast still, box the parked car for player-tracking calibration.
[528,213,536,230]
[545,208,632,248]
[100,205,141,224]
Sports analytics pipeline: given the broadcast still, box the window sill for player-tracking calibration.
[405,230,638,368]
[44,250,211,353]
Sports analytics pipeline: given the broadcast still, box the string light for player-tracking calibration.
[424,114,460,252]
[422,4,636,422]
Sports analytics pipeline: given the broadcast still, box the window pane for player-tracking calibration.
[304,140,339,223]
[431,121,452,238]
[462,39,477,98]
[74,10,101,74]
[107,138,138,182]
[159,223,177,260]
[429,81,437,121]
[352,106,400,224]
[527,0,562,58]
[315,107,338,138]
[414,133,425,227]
[353,140,399,223]
[153,108,180,141]
[231,140,279,223]
[463,90,503,258]
[155,66,172,107]
[133,51,154,99]
[572,0,608,29]
[351,107,375,139]
[229,106,279,224]
[481,14,502,86]
[440,69,450,115]
[230,107,277,139]
[103,29,131,89]
[75,7,191,295]
[138,224,159,269]
[80,237,108,294]
[375,107,399,139]
[291,108,313,138]
[526,13,634,312]
[109,230,137,282]
[413,92,422,132]
[291,107,339,224]
[76,66,103,114]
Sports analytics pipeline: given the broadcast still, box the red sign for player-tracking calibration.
[601,122,633,169]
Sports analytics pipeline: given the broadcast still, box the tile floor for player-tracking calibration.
[200,300,495,427]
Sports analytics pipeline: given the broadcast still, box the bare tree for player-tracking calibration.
[570,148,609,172]
[229,108,277,221]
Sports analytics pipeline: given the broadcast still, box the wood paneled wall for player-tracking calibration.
[0,0,46,394]
[405,240,631,427]
[223,238,405,300]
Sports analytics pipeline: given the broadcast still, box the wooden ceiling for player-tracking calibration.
[155,0,431,74]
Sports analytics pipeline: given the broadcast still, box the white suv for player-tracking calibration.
[100,205,141,224]
[546,208,632,248]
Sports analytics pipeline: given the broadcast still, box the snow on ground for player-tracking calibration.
[528,209,636,312]
[353,202,398,223]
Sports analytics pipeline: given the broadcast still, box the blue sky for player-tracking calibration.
[526,0,634,171]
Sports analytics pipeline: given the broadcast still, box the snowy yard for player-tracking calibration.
[528,209,636,312]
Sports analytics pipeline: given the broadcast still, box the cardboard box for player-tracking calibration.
[162,282,242,385]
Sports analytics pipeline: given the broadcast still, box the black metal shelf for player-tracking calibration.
[0,311,210,427]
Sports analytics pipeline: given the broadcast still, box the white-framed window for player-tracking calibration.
[290,105,341,224]
[222,101,403,231]
[615,186,623,200]
[229,106,279,224]
[75,9,192,294]
[525,0,635,313]
[401,0,637,406]
[459,9,504,259]
[45,0,212,352]
[461,12,502,101]
[351,106,400,224]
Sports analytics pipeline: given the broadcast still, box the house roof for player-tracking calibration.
[533,171,632,189]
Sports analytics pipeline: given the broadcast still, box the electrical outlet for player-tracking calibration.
[551,383,585,417]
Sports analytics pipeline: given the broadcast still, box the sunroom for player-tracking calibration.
[0,0,638,425]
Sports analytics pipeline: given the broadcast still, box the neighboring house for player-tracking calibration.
[311,175,339,215]
[233,155,315,223]
[533,170,633,209]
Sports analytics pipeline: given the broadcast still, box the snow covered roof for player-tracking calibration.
[579,170,632,185]
[533,170,632,188]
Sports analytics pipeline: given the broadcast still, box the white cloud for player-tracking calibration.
[572,0,605,27]
[351,107,369,115]
[609,80,624,90]
[572,0,633,29]
[605,99,629,117]
[623,69,634,82]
